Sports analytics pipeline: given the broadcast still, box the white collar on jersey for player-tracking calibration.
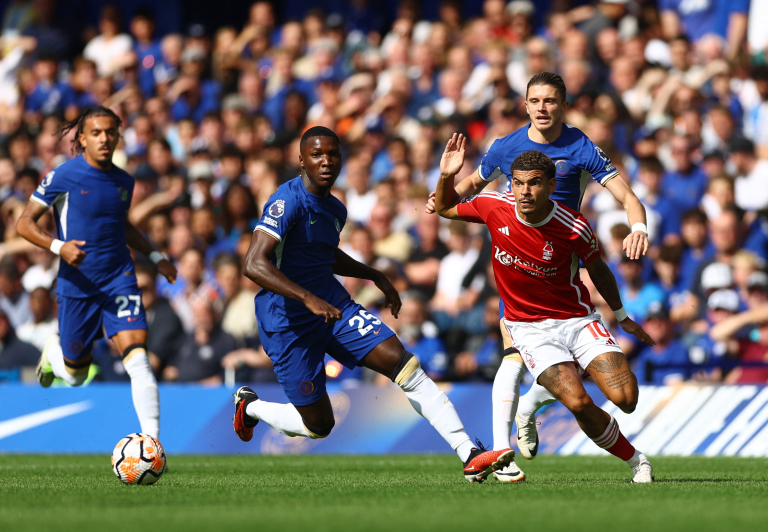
[514,200,559,227]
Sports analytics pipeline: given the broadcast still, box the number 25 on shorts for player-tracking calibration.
[349,310,381,336]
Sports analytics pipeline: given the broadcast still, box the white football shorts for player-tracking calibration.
[503,312,623,382]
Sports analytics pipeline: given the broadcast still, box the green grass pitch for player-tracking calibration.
[1,455,766,531]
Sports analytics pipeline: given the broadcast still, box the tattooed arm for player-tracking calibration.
[125,220,177,283]
[585,257,655,346]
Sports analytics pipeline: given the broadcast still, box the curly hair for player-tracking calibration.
[510,150,556,181]
[58,106,122,155]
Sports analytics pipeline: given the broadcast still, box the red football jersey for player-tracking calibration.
[457,191,602,322]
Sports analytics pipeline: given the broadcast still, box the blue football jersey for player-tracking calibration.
[31,156,135,298]
[254,177,349,332]
[478,124,619,211]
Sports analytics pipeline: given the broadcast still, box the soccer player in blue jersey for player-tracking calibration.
[16,107,177,438]
[232,126,514,482]
[426,72,650,476]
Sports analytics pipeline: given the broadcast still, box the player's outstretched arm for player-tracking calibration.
[434,133,469,220]
[425,134,489,214]
[604,176,649,260]
[16,200,86,267]
[585,256,656,346]
[244,230,342,323]
[333,248,401,317]
[125,220,177,283]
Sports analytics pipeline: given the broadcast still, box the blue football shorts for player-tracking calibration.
[258,297,396,406]
[58,276,147,370]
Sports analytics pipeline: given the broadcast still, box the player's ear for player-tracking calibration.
[561,98,569,113]
[298,153,305,170]
[548,174,556,193]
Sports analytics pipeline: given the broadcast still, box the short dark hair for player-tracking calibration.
[638,156,663,174]
[658,244,683,265]
[526,72,567,102]
[58,107,122,155]
[300,126,339,149]
[510,150,556,181]
[681,208,707,225]
[213,252,241,272]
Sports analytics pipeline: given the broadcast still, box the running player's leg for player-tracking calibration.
[567,317,652,481]
[48,295,103,386]
[328,300,513,482]
[104,283,159,438]
[111,329,160,438]
[491,310,526,451]
[236,323,335,441]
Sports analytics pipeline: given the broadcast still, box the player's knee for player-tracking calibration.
[563,393,593,415]
[391,351,421,385]
[303,419,335,439]
[614,391,638,414]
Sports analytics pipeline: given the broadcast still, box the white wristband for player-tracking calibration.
[631,223,648,234]
[614,306,628,322]
[149,251,165,264]
[50,239,64,256]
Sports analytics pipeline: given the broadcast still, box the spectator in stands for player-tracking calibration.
[0,309,39,370]
[663,134,709,212]
[431,220,485,334]
[135,264,184,374]
[15,286,56,351]
[213,253,258,345]
[83,4,134,78]
[454,295,503,381]
[368,203,413,263]
[390,296,449,381]
[405,212,449,301]
[711,304,768,384]
[730,136,768,213]
[744,272,768,309]
[618,256,665,322]
[163,297,236,383]
[0,259,31,329]
[633,301,691,385]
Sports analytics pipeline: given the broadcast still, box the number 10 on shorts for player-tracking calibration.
[585,320,617,345]
[349,310,381,336]
[116,295,141,317]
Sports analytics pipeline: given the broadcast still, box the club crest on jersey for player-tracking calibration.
[542,241,554,261]
[555,160,570,176]
[118,187,128,201]
[595,146,609,162]
[269,200,286,218]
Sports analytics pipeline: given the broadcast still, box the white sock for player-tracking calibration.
[491,359,525,450]
[517,380,557,422]
[400,368,474,462]
[44,335,87,386]
[246,400,313,438]
[123,350,160,439]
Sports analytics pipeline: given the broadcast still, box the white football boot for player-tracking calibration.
[493,458,526,482]
[515,413,539,460]
[630,453,654,483]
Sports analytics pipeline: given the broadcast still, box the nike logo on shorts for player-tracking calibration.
[310,219,317,224]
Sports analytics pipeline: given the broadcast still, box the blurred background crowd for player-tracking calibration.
[1,0,768,387]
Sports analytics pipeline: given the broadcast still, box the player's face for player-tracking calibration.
[525,84,567,135]
[510,169,556,218]
[80,115,119,168]
[300,136,342,193]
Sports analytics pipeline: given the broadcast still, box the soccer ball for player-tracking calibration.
[111,433,167,485]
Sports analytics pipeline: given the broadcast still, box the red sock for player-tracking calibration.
[590,415,636,461]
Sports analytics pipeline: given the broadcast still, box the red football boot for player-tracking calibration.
[463,440,515,484]
[233,386,259,442]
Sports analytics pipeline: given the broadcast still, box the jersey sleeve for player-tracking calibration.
[581,137,619,186]
[31,168,67,208]
[569,211,602,264]
[455,192,501,224]
[477,139,505,182]
[254,191,300,242]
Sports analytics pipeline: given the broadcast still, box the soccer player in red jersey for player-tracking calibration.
[435,134,655,482]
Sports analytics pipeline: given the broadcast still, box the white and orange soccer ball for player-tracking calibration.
[111,433,167,485]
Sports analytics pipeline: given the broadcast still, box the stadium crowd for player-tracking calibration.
[1,0,768,386]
